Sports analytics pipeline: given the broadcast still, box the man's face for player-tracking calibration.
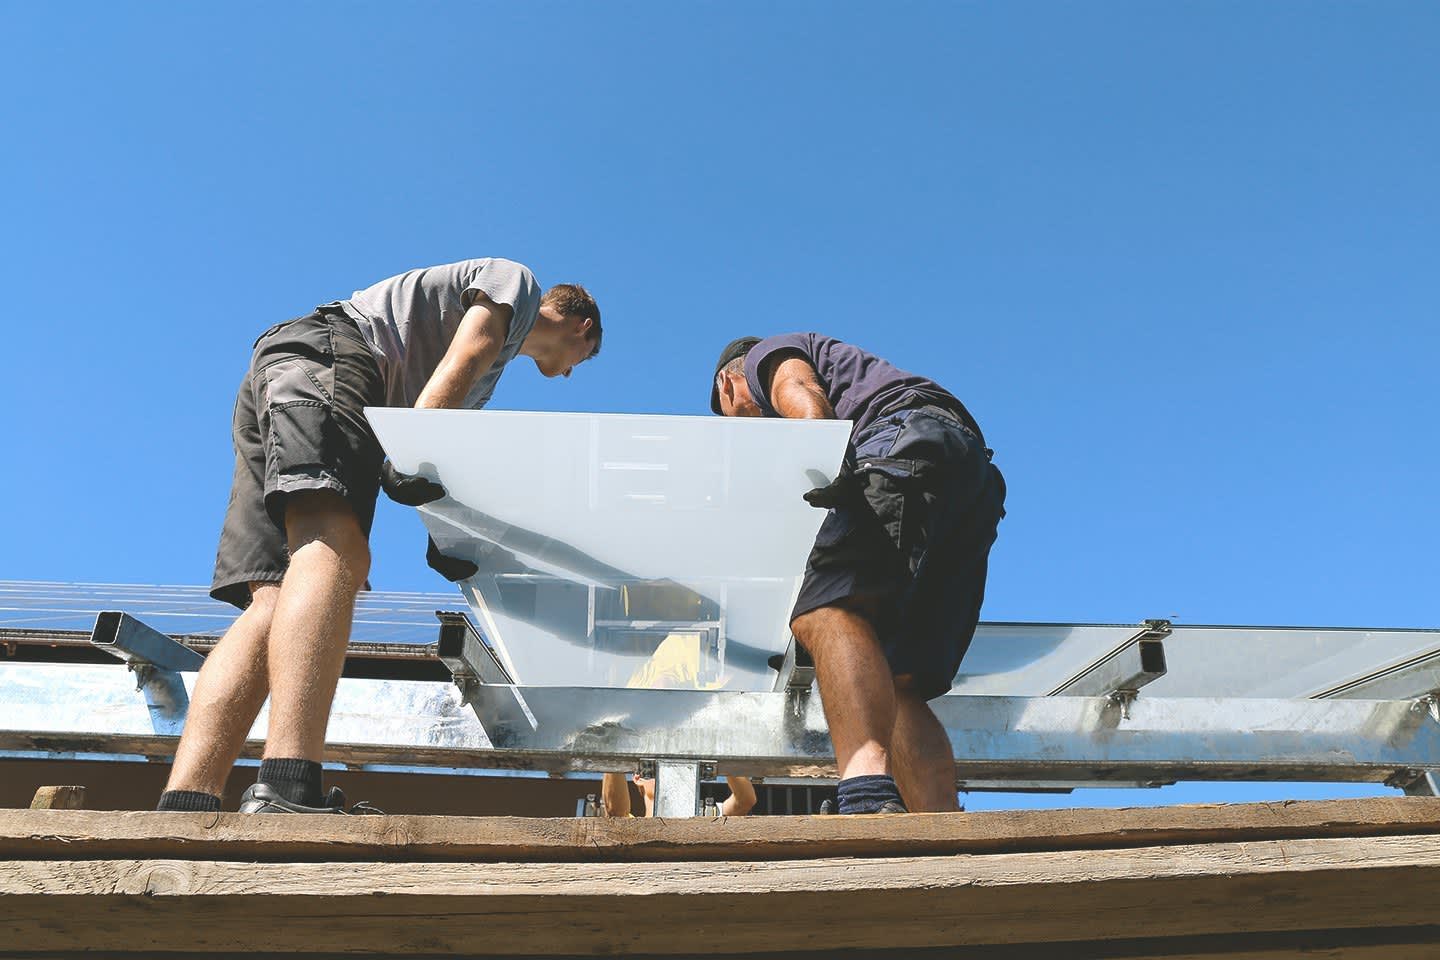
[716,370,763,417]
[538,304,598,379]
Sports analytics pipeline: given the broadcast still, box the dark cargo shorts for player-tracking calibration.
[791,405,1007,700]
[210,308,386,610]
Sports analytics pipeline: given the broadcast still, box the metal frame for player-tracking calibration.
[1047,619,1170,718]
[89,612,205,736]
[2,608,1439,813]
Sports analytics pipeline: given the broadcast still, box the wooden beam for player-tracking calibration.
[0,797,1436,863]
[2,835,1439,954]
[4,936,1440,960]
[28,785,85,810]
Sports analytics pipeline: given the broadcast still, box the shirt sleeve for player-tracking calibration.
[743,333,817,417]
[462,259,543,347]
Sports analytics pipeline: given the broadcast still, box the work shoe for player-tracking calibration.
[876,799,909,814]
[238,783,382,815]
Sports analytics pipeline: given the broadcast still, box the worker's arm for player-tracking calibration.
[719,775,756,816]
[600,772,632,817]
[763,352,856,510]
[414,295,513,409]
[762,353,835,420]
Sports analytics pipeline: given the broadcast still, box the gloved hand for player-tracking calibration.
[802,456,863,510]
[426,537,479,582]
[379,461,446,506]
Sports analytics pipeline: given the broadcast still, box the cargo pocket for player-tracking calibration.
[262,356,334,406]
[259,352,343,517]
[856,458,933,577]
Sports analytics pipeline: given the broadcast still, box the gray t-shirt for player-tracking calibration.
[333,258,542,408]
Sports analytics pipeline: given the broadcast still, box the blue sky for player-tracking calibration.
[1,2,1435,808]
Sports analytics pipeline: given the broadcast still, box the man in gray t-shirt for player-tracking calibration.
[157,259,602,816]
[338,258,548,409]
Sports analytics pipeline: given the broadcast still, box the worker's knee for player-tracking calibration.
[791,602,876,662]
[283,491,371,585]
[247,582,280,616]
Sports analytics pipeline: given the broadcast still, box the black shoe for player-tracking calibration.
[876,799,909,814]
[239,783,366,814]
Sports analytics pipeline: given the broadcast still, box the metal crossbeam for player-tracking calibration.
[90,612,205,672]
[1311,647,1440,702]
[4,661,1439,787]
[1048,619,1170,699]
[88,612,204,736]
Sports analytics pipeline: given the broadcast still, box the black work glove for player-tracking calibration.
[426,537,479,582]
[379,460,447,506]
[802,456,863,510]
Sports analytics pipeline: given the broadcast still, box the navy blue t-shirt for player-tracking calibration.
[742,333,984,443]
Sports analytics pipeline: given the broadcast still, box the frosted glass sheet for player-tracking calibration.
[952,623,1440,698]
[366,409,851,689]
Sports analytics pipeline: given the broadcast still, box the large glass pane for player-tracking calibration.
[366,409,852,689]
[952,623,1440,699]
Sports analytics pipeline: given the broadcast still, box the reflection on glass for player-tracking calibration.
[366,409,852,688]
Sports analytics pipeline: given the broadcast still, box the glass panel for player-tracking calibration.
[367,409,852,689]
[951,623,1440,699]
[1150,626,1440,698]
[0,580,450,645]
[951,624,1144,695]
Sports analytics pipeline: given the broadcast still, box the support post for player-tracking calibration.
[644,759,716,818]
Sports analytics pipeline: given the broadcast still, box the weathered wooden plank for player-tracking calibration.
[2,940,1438,960]
[2,835,1438,954]
[28,785,85,810]
[2,943,1437,960]
[1,797,1437,863]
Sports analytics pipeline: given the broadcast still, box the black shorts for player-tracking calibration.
[210,309,386,610]
[791,406,1007,700]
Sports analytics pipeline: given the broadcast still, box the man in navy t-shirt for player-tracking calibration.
[712,334,1006,814]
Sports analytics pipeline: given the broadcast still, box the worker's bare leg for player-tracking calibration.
[890,681,961,812]
[262,491,369,761]
[791,603,897,780]
[163,582,278,797]
[600,772,633,817]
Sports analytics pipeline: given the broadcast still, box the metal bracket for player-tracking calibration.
[769,636,815,693]
[90,612,204,736]
[1048,619,1170,719]
[1411,692,1440,726]
[435,611,535,746]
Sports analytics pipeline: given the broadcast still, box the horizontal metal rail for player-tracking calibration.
[3,662,1438,787]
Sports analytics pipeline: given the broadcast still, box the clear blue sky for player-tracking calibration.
[1,2,1435,808]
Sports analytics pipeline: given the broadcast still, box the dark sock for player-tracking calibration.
[836,774,903,815]
[257,758,323,807]
[157,790,221,813]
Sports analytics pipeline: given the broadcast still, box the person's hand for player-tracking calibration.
[802,456,862,510]
[426,537,478,582]
[380,461,446,506]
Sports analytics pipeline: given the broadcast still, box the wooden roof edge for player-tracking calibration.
[7,834,1440,955]
[3,796,1438,864]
